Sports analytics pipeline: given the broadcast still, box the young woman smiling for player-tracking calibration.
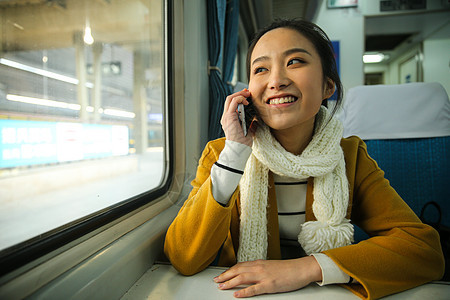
[164,19,444,299]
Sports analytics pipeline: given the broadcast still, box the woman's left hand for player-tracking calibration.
[213,256,322,298]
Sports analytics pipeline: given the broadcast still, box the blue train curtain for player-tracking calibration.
[207,0,240,140]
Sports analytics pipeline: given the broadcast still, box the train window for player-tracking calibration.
[0,0,167,259]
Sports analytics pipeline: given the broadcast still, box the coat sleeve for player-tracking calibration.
[164,138,239,275]
[324,137,445,300]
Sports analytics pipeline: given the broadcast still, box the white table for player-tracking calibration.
[122,263,450,299]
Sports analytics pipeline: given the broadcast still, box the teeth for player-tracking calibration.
[269,96,296,105]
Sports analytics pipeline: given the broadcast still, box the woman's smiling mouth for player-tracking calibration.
[266,95,298,105]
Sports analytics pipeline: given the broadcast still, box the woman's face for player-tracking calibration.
[248,27,334,132]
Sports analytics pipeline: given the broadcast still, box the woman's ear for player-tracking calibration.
[323,78,336,99]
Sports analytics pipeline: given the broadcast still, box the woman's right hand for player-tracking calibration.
[221,89,253,147]
[214,257,323,298]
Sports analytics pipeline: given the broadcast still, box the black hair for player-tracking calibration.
[246,19,343,118]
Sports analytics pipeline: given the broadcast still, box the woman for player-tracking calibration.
[164,19,444,299]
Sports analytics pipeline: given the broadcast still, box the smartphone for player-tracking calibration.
[237,98,258,136]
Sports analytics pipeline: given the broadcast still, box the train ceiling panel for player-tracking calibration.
[0,0,161,52]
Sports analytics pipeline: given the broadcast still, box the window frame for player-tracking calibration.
[0,0,175,277]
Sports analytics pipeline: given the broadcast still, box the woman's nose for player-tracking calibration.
[268,67,290,90]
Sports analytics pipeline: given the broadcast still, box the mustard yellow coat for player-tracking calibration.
[164,136,444,299]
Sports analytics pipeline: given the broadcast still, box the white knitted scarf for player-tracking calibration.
[237,107,354,262]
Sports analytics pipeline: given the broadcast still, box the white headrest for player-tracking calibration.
[342,82,450,140]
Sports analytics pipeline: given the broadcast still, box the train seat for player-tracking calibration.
[340,82,450,239]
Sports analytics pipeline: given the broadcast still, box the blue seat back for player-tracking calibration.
[365,137,450,226]
[341,82,450,241]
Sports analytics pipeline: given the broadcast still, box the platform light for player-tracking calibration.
[6,94,81,110]
[0,59,127,95]
[0,58,94,88]
[83,26,94,45]
[363,53,385,64]
[1,58,78,85]
[6,94,135,118]
[103,108,135,119]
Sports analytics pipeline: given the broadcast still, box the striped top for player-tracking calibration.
[273,173,307,259]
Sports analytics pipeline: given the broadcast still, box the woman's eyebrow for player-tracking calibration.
[252,48,313,66]
[284,48,312,57]
[252,55,269,66]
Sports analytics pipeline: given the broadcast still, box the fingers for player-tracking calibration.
[213,258,314,298]
[214,263,245,284]
[214,261,267,297]
[217,270,265,298]
[234,284,264,298]
[216,271,268,298]
[223,88,251,115]
[220,88,253,146]
[217,272,258,290]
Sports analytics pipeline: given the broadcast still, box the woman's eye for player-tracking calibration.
[254,67,267,74]
[288,58,305,66]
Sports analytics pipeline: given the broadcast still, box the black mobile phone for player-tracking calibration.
[237,98,258,136]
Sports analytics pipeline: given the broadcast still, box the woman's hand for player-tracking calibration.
[214,256,322,298]
[221,89,253,147]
